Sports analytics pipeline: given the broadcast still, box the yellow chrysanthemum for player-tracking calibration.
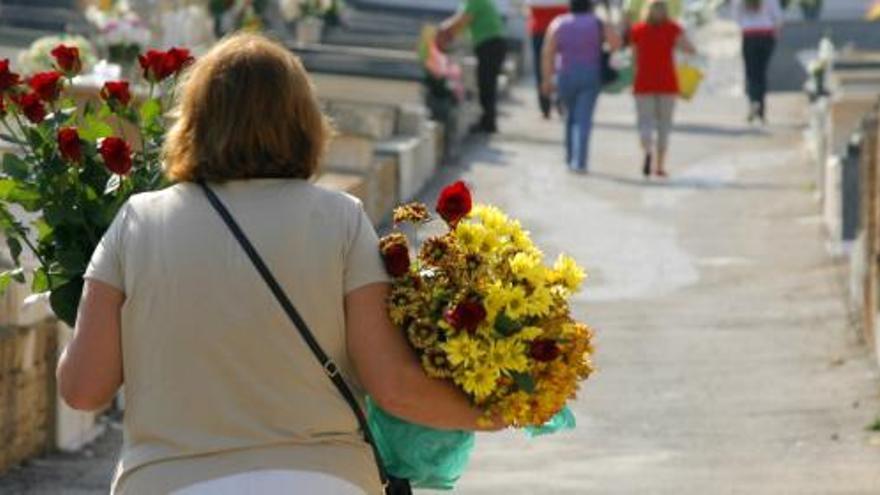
[553,254,586,292]
[472,204,510,235]
[442,333,484,367]
[455,222,487,254]
[509,251,545,286]
[487,339,529,373]
[516,326,544,341]
[459,363,500,400]
[483,282,509,321]
[525,286,554,317]
[504,285,528,319]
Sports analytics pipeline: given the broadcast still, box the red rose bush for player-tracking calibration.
[0,45,193,325]
[369,181,595,489]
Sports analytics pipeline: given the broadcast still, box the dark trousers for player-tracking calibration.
[742,34,776,115]
[531,33,552,117]
[475,37,507,130]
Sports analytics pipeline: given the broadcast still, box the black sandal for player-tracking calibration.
[642,153,652,178]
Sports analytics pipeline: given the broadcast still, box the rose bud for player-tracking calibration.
[50,45,82,75]
[14,92,46,123]
[28,71,63,102]
[139,50,172,82]
[445,300,487,334]
[57,127,82,163]
[529,339,561,362]
[99,137,133,175]
[0,59,21,92]
[164,47,194,75]
[436,180,473,225]
[100,81,132,107]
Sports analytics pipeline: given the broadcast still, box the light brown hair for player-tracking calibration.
[164,33,331,182]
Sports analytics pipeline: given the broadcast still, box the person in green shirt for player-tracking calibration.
[440,0,507,133]
[624,0,682,22]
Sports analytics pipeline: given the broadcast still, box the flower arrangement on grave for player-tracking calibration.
[0,45,193,325]
[17,36,97,75]
[368,181,595,489]
[86,0,153,70]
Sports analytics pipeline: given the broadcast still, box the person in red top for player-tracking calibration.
[527,1,569,119]
[630,0,695,178]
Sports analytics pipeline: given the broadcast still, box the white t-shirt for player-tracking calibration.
[733,0,784,33]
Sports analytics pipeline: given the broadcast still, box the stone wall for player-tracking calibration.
[0,321,57,474]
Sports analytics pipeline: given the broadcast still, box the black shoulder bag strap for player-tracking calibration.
[198,181,408,494]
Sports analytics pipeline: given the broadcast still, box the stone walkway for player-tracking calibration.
[2,17,880,495]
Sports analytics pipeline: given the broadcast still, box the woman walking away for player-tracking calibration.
[440,0,507,134]
[57,33,499,495]
[734,0,783,124]
[630,0,695,178]
[527,0,569,119]
[541,0,621,173]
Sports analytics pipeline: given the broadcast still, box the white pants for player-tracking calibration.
[171,470,366,495]
[635,95,677,152]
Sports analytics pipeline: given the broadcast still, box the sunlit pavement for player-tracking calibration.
[434,19,880,495]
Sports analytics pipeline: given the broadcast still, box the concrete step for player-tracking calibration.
[325,100,398,140]
[324,134,376,174]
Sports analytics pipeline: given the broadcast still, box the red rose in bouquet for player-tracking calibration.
[0,59,20,92]
[50,45,82,75]
[57,127,82,163]
[99,137,133,175]
[436,181,472,225]
[100,81,132,107]
[380,233,411,278]
[529,339,561,362]
[445,300,487,334]
[29,71,63,102]
[139,48,193,82]
[14,92,46,123]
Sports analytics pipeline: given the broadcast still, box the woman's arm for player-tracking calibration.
[56,279,125,411]
[345,283,500,431]
[540,20,559,95]
[604,22,623,51]
[678,32,697,56]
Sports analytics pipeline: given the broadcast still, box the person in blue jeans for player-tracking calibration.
[541,0,620,173]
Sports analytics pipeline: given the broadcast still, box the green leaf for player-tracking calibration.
[494,312,523,337]
[2,154,30,180]
[79,113,114,141]
[0,133,26,145]
[0,268,24,296]
[512,372,536,394]
[139,98,162,126]
[0,178,14,199]
[6,183,41,211]
[33,219,53,242]
[6,236,22,264]
[31,268,49,293]
[50,277,84,327]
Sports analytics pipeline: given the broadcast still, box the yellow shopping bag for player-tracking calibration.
[677,64,704,101]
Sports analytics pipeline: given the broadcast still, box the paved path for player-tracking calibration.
[438,19,880,495]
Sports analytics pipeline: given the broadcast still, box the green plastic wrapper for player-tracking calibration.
[367,399,577,490]
[367,397,475,490]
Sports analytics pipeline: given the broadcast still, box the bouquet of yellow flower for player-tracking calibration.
[368,181,594,488]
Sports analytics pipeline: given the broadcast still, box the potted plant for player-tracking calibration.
[0,45,193,325]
